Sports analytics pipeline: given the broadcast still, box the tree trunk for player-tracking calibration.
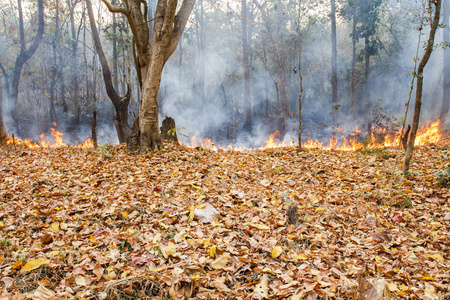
[160,116,178,142]
[350,9,358,120]
[331,0,338,129]
[102,0,194,152]
[404,0,441,174]
[87,0,135,146]
[298,34,303,152]
[440,0,450,120]
[0,84,6,144]
[364,35,371,135]
[242,0,252,132]
[67,0,81,124]
[194,0,206,131]
[5,0,45,135]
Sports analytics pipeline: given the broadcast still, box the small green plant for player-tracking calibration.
[168,127,188,138]
[97,144,112,160]
[1,238,11,249]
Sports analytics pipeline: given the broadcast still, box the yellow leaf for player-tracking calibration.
[316,207,325,211]
[271,246,283,258]
[375,255,382,263]
[310,197,319,204]
[191,274,200,280]
[203,238,210,248]
[46,251,60,258]
[243,222,270,230]
[21,258,49,273]
[161,242,176,258]
[395,291,407,296]
[262,267,274,273]
[432,253,444,263]
[121,270,131,278]
[122,211,128,218]
[210,252,230,270]
[189,205,195,222]
[90,235,96,242]
[401,284,408,291]
[50,222,59,233]
[421,273,434,281]
[11,260,23,270]
[197,203,206,208]
[208,245,216,258]
[294,253,308,260]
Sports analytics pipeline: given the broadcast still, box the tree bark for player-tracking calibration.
[403,0,441,174]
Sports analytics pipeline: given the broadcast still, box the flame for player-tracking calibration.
[5,124,93,149]
[5,119,443,151]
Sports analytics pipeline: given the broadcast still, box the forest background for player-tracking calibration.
[0,0,449,148]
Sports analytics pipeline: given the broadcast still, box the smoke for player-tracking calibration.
[1,0,445,148]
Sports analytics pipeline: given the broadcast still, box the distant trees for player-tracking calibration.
[0,0,445,155]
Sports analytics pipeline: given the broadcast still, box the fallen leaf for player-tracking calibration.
[21,258,49,273]
[253,274,269,299]
[271,246,282,258]
[210,252,230,270]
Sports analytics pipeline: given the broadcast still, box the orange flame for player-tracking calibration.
[5,124,94,149]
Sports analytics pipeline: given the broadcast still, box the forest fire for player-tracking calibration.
[6,127,94,149]
[4,119,442,151]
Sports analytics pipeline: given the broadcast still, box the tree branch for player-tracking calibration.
[101,0,144,60]
[165,0,195,60]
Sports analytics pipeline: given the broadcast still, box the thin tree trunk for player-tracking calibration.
[86,0,134,145]
[331,0,338,129]
[242,0,252,132]
[6,0,45,135]
[404,0,441,174]
[298,39,303,152]
[364,36,371,135]
[67,0,81,124]
[0,84,6,144]
[350,10,358,119]
[440,0,450,119]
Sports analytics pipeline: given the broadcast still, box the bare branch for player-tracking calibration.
[101,0,129,15]
[165,0,195,60]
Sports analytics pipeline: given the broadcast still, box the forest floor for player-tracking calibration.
[0,141,449,300]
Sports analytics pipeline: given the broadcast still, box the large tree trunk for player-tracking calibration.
[102,0,194,152]
[404,0,441,174]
